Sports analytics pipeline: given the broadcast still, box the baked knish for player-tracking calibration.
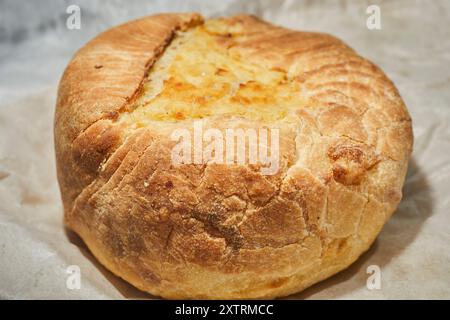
[55,13,413,299]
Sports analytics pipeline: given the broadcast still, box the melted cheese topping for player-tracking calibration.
[120,20,306,126]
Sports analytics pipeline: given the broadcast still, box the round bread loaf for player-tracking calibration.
[55,13,413,299]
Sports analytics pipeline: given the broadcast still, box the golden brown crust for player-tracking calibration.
[55,13,203,206]
[55,13,413,299]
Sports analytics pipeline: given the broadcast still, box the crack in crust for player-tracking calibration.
[55,13,413,299]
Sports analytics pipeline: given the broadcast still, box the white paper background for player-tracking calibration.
[0,0,449,299]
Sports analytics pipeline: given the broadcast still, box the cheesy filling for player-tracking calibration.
[119,19,306,126]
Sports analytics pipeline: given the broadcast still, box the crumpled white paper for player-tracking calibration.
[0,0,449,299]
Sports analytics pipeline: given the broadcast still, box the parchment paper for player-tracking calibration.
[0,0,449,299]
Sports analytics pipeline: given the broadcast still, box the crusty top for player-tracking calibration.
[55,13,203,204]
[56,12,412,205]
[55,13,413,296]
